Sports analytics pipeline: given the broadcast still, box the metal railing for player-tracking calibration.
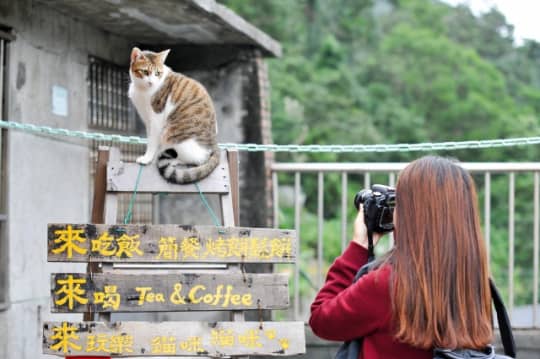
[271,162,540,328]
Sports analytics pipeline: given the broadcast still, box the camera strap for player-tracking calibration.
[367,229,375,262]
[489,279,516,357]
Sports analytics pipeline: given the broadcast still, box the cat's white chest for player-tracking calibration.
[128,83,155,122]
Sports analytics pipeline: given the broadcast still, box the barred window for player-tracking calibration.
[88,56,134,132]
[87,56,153,224]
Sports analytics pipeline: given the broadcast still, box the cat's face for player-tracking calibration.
[129,47,170,89]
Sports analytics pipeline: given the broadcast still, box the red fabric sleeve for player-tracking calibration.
[309,241,391,341]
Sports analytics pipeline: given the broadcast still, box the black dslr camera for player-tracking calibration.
[354,184,396,234]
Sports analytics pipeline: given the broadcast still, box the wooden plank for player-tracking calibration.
[86,147,110,321]
[50,273,289,312]
[104,193,118,225]
[228,150,240,225]
[101,147,121,324]
[107,150,230,194]
[224,151,245,327]
[221,192,236,228]
[43,321,306,357]
[91,147,110,223]
[47,224,297,263]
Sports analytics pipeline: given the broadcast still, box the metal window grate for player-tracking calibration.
[87,56,153,224]
[88,56,134,132]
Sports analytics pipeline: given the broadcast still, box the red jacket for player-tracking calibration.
[309,242,431,359]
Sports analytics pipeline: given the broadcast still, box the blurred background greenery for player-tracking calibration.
[221,0,540,314]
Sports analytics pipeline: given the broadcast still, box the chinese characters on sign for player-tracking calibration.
[44,223,305,357]
[50,322,81,353]
[54,275,88,310]
[155,236,292,260]
[91,232,143,258]
[43,322,305,356]
[51,273,289,312]
[48,224,296,262]
[51,225,87,258]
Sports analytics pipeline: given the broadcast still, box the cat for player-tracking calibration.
[128,47,219,184]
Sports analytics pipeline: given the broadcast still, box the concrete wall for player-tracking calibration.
[0,1,132,358]
[0,2,274,358]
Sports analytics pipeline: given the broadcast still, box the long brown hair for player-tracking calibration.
[391,156,492,349]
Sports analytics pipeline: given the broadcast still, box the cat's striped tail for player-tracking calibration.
[156,147,220,184]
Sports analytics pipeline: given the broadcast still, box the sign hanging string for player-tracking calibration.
[121,166,223,229]
[123,164,144,224]
[195,182,222,229]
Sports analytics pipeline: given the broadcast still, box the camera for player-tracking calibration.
[354,184,396,233]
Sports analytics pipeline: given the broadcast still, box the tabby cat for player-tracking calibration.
[128,47,219,184]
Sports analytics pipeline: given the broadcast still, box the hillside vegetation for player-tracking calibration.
[222,0,540,310]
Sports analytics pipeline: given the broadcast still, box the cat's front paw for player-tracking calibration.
[136,155,153,165]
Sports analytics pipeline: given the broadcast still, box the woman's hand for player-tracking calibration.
[352,205,383,249]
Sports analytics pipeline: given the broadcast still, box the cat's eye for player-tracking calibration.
[142,70,149,76]
[155,71,161,77]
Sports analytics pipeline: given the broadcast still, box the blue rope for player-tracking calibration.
[122,166,222,228]
[123,164,144,224]
[194,182,222,228]
[2,120,540,153]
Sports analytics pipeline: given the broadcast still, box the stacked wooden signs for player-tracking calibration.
[43,224,306,357]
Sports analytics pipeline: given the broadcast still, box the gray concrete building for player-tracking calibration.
[0,1,280,358]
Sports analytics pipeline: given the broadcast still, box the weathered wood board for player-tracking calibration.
[47,224,297,263]
[51,273,289,312]
[108,151,230,194]
[43,321,306,357]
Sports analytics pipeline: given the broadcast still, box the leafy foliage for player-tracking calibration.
[221,0,540,308]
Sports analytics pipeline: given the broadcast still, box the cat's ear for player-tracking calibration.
[130,47,143,64]
[157,49,171,63]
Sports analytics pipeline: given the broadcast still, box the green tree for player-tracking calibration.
[221,0,540,307]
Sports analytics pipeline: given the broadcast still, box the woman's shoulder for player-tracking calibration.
[356,263,392,295]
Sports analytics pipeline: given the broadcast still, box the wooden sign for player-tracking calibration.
[43,321,306,357]
[47,224,297,263]
[51,273,289,312]
[108,152,231,194]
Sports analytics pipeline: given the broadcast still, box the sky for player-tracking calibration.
[441,0,540,44]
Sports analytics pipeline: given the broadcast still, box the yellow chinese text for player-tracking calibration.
[52,225,87,259]
[54,275,88,310]
[50,322,82,353]
[151,336,177,354]
[93,285,121,310]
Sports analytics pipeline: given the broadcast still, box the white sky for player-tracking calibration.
[441,0,540,44]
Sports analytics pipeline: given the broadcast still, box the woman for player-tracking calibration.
[310,156,493,359]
